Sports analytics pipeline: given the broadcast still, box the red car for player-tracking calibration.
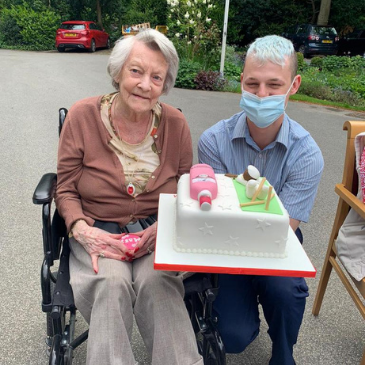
[56,21,110,52]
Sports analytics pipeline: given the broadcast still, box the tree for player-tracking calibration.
[223,0,317,47]
[317,0,331,25]
[123,0,167,27]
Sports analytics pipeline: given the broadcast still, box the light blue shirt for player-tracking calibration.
[198,111,324,223]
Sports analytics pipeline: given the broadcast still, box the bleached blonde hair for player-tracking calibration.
[245,35,298,79]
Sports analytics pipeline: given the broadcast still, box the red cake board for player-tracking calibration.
[154,194,316,278]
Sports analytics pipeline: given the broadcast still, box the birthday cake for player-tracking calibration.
[174,166,290,258]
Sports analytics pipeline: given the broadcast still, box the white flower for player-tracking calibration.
[175,33,180,37]
[208,3,212,8]
[197,11,201,18]
[187,0,191,6]
[206,17,211,22]
[170,8,174,12]
[167,0,171,4]
[202,0,206,3]
[187,41,192,45]
[184,11,189,18]
[189,19,194,24]
[177,20,181,25]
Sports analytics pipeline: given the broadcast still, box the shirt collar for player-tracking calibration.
[232,112,290,150]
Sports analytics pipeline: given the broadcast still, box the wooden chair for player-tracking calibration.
[312,120,365,365]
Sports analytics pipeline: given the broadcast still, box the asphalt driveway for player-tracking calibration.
[0,48,364,365]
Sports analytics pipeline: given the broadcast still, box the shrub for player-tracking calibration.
[298,80,333,100]
[331,87,365,107]
[194,70,226,91]
[224,62,241,82]
[224,79,241,93]
[167,0,221,70]
[0,3,60,50]
[296,52,305,71]
[322,55,352,72]
[175,58,201,89]
[0,11,22,45]
[350,56,365,72]
[310,56,323,69]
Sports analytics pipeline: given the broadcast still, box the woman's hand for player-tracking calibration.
[130,222,158,259]
[72,220,129,274]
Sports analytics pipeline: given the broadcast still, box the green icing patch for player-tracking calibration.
[232,179,283,215]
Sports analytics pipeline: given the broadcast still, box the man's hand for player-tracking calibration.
[128,222,158,259]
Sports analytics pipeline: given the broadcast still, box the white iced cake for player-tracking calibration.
[174,174,289,258]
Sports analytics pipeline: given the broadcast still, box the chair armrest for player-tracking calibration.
[33,173,57,205]
[335,183,365,220]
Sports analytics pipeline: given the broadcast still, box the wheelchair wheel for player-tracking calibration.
[196,327,226,365]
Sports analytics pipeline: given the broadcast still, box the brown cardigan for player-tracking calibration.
[55,96,193,232]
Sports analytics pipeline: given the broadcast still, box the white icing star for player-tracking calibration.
[274,236,288,249]
[218,192,231,199]
[218,203,233,211]
[180,201,193,208]
[218,177,232,188]
[225,236,239,246]
[176,236,185,247]
[256,219,271,231]
[199,222,214,235]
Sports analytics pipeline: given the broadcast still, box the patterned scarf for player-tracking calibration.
[360,146,365,203]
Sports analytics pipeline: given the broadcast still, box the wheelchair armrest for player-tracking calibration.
[33,173,57,205]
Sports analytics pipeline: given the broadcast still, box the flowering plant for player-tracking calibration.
[167,0,221,69]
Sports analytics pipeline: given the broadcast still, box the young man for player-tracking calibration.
[198,35,324,365]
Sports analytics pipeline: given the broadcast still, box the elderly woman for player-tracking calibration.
[55,29,203,365]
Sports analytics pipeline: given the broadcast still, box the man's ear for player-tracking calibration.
[290,75,301,95]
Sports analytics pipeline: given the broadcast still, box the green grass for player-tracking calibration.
[290,94,365,113]
[224,83,365,113]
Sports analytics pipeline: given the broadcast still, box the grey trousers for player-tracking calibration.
[69,238,203,365]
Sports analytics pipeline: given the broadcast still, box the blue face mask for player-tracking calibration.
[239,78,296,129]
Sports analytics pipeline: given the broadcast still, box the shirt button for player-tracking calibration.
[157,150,162,154]
[146,189,150,192]
[151,175,155,179]
[154,134,158,139]
[129,214,134,218]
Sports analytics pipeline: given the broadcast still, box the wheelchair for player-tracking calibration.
[32,108,226,365]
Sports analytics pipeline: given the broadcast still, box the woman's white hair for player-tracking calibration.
[107,28,179,94]
[246,35,298,79]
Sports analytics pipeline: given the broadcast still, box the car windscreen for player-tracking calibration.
[60,24,86,30]
[311,27,337,36]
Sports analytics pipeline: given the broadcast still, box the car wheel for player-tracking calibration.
[298,45,307,58]
[89,39,96,53]
[106,38,111,49]
[57,47,65,53]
